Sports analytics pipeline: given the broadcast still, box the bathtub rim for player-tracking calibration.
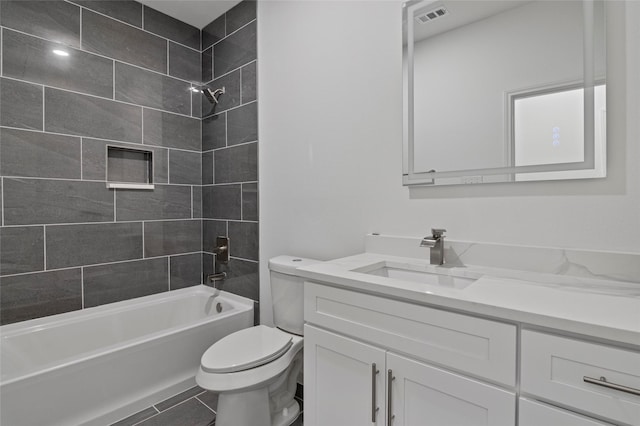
[0,285,254,386]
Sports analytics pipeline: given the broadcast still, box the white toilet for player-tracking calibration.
[196,255,319,426]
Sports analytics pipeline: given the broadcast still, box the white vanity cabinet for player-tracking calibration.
[303,282,517,426]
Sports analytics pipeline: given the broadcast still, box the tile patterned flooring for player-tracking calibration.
[110,386,303,426]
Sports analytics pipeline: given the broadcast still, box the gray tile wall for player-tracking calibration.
[201,1,259,313]
[0,0,205,325]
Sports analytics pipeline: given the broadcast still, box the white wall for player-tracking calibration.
[257,1,640,325]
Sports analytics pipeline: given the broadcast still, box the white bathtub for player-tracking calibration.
[0,285,254,426]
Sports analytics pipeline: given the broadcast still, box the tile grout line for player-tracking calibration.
[203,59,257,89]
[81,267,85,309]
[43,225,47,270]
[0,217,203,229]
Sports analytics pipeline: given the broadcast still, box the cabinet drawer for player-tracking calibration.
[521,330,640,426]
[519,398,612,426]
[304,282,516,386]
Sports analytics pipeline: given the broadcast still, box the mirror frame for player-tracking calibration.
[402,0,606,186]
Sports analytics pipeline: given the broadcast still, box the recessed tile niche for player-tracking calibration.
[106,146,154,189]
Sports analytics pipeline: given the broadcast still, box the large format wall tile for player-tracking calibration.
[242,183,258,221]
[82,10,167,73]
[202,47,213,83]
[0,0,80,48]
[71,1,142,27]
[227,102,258,145]
[83,258,168,308]
[45,88,142,143]
[170,150,201,185]
[144,220,201,257]
[0,269,82,325]
[169,42,201,82]
[228,221,258,261]
[213,21,256,77]
[202,15,225,50]
[202,220,227,252]
[3,178,114,225]
[143,109,200,151]
[116,185,192,221]
[202,113,226,151]
[115,63,191,115]
[1,128,81,179]
[216,258,258,301]
[214,142,257,183]
[82,138,168,184]
[241,62,257,103]
[143,6,200,50]
[202,151,214,185]
[192,186,203,218]
[3,30,113,98]
[0,226,44,276]
[226,1,256,34]
[170,253,202,289]
[0,77,43,130]
[46,222,143,269]
[202,185,241,220]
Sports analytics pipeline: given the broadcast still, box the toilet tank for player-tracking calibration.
[269,255,321,335]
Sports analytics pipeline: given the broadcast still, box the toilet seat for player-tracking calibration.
[201,325,293,374]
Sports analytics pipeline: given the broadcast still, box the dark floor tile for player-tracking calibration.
[155,387,205,412]
[110,407,158,426]
[196,391,219,413]
[0,226,44,276]
[83,258,168,307]
[0,269,82,325]
[213,21,256,78]
[0,128,81,179]
[0,77,43,130]
[143,6,200,50]
[3,29,113,98]
[0,0,80,48]
[83,9,166,73]
[71,1,142,28]
[137,398,215,426]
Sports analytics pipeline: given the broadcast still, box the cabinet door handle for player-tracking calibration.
[583,376,640,396]
[387,369,395,426]
[372,363,379,422]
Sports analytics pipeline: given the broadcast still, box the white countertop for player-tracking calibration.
[297,253,640,347]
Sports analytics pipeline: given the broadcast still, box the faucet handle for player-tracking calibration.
[431,228,447,238]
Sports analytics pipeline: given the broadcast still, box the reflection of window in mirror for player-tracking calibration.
[513,84,606,181]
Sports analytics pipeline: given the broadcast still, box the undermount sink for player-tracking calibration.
[355,261,478,289]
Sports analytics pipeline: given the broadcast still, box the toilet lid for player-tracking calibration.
[201,325,293,373]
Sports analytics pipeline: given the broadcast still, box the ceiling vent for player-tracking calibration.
[415,7,449,24]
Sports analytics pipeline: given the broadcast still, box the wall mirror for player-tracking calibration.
[402,0,607,186]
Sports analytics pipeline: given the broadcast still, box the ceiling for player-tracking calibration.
[138,0,242,29]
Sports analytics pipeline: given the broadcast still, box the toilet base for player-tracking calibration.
[272,398,300,426]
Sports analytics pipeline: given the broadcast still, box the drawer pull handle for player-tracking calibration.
[388,369,395,426]
[583,376,640,396]
[372,363,379,422]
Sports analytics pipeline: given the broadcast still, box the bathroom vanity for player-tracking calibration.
[298,235,640,426]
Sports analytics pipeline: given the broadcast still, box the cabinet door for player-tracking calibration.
[387,352,515,426]
[519,398,612,426]
[304,325,387,426]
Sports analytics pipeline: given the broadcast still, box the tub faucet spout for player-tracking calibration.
[420,228,446,265]
[207,272,227,290]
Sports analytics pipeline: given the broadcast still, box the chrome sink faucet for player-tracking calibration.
[420,228,447,265]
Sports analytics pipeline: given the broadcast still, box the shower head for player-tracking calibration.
[202,87,225,105]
